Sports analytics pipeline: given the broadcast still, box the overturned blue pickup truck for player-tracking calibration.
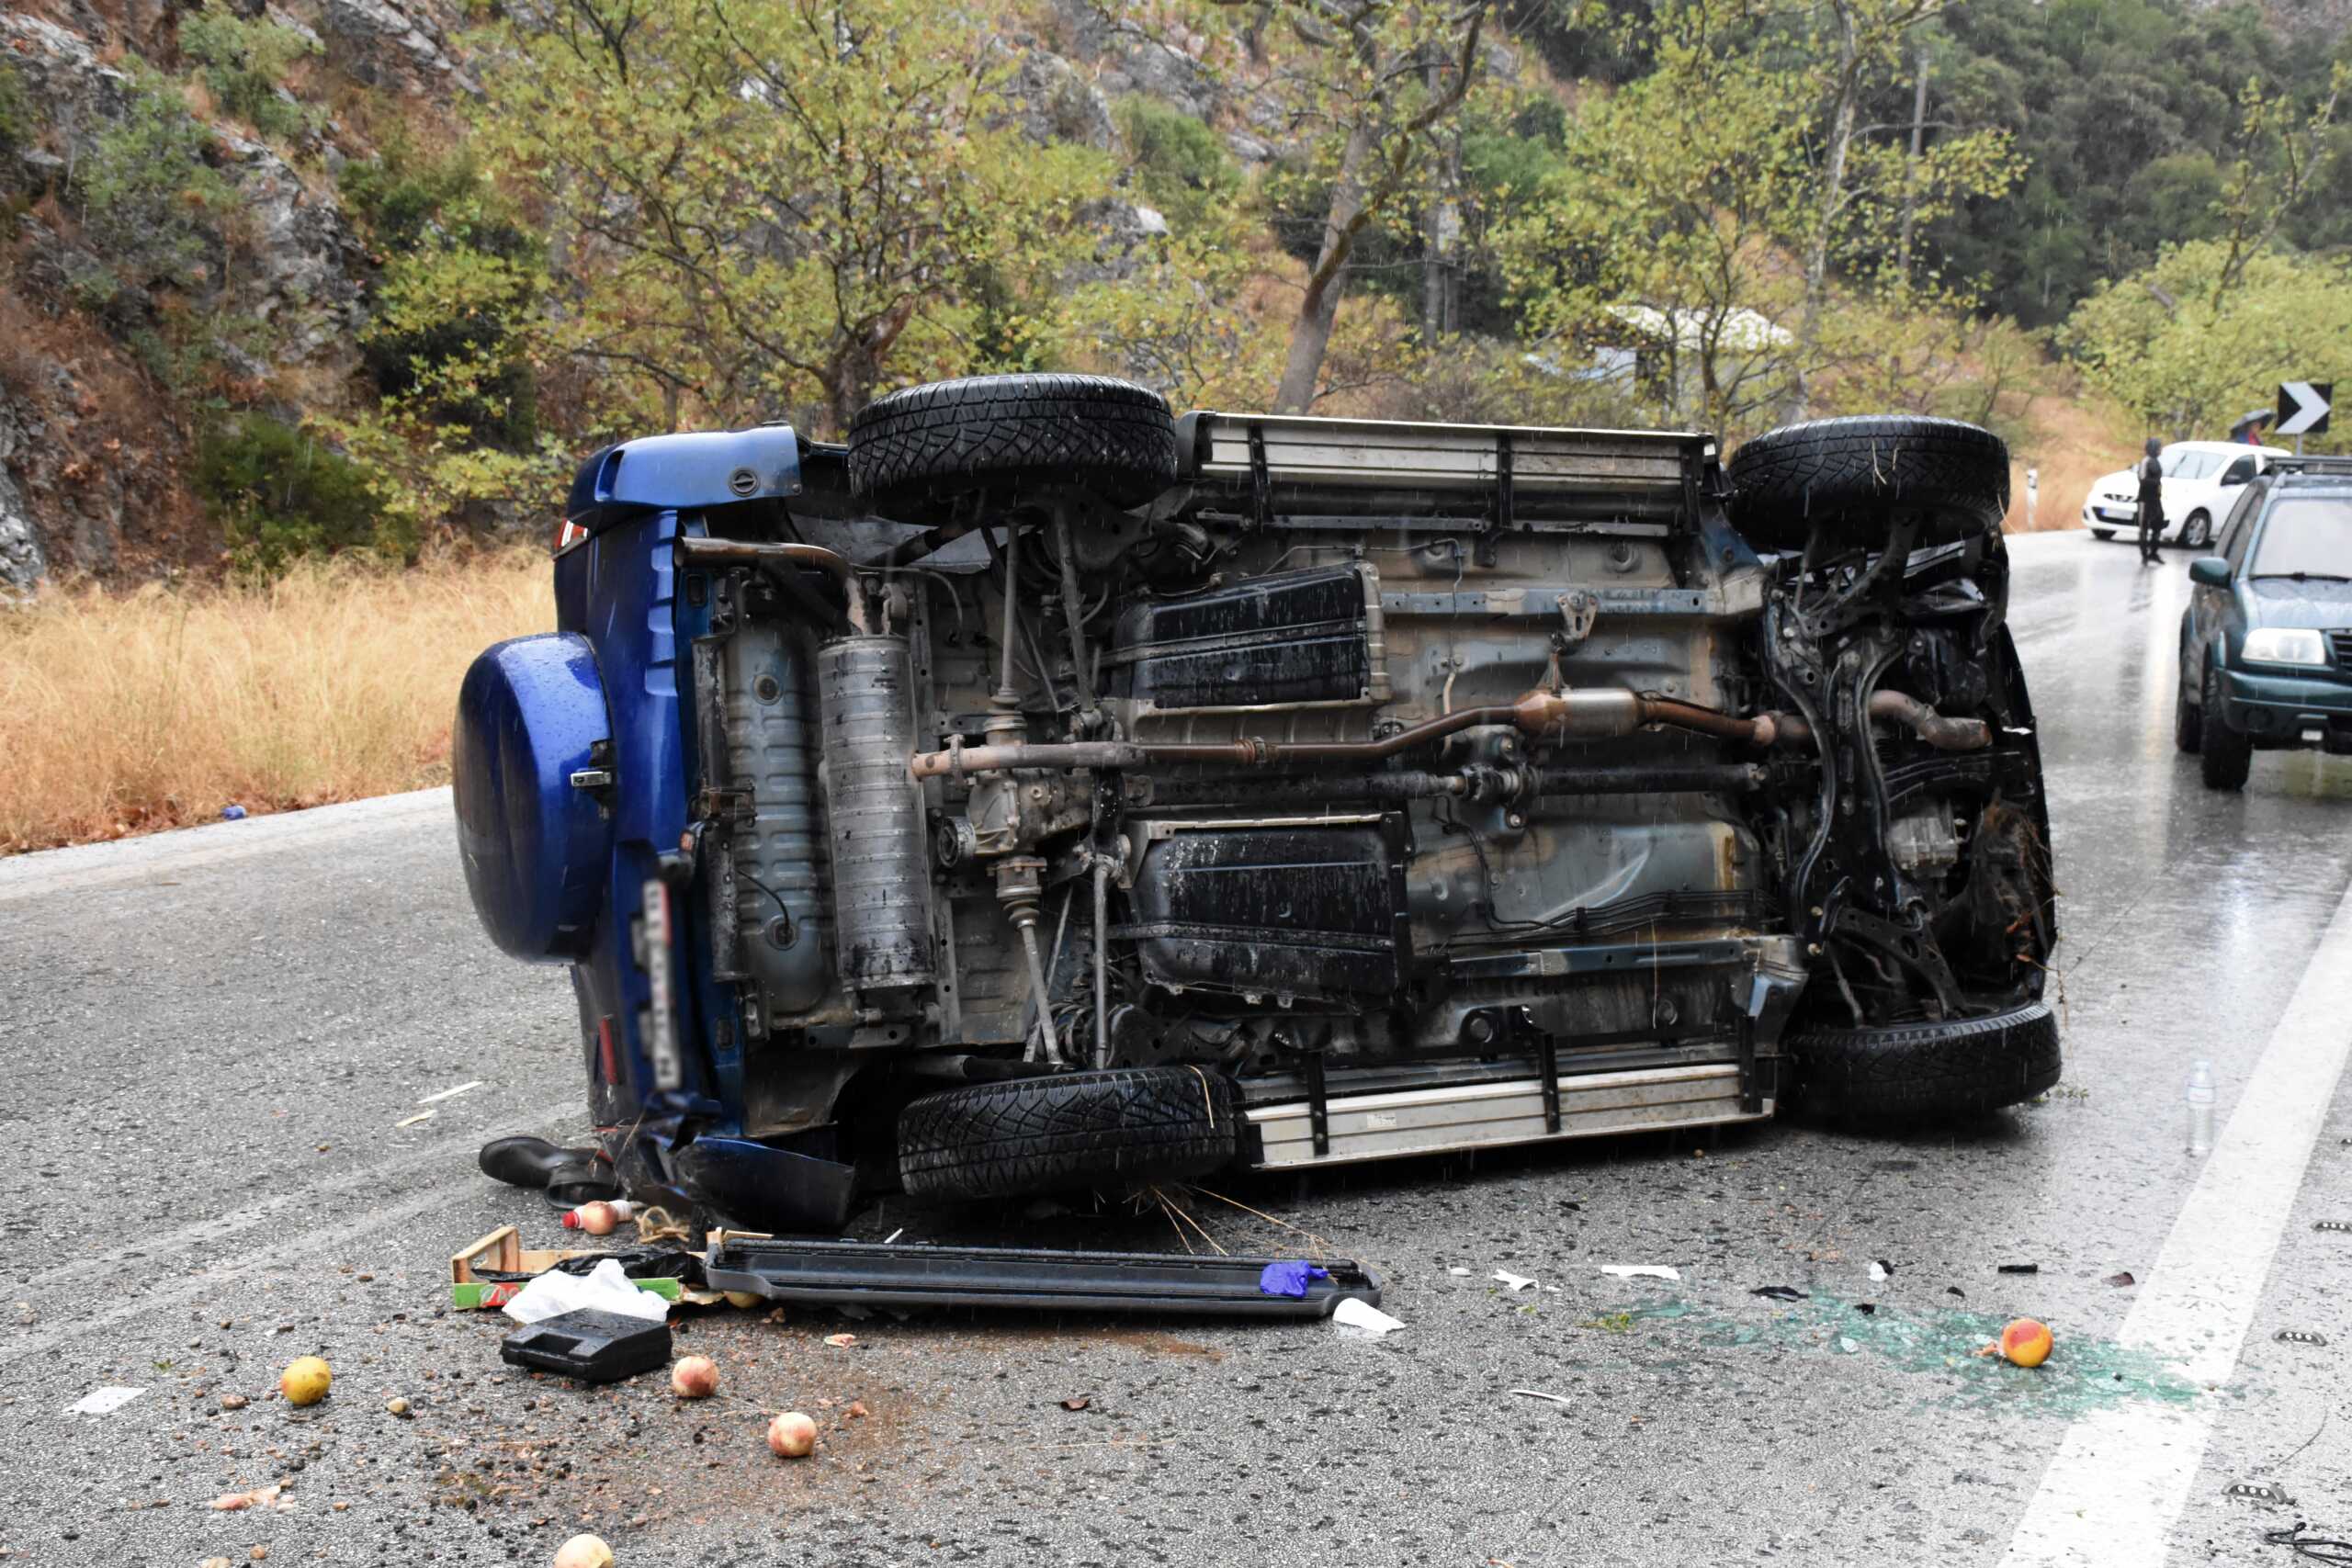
[453,375,2057,1232]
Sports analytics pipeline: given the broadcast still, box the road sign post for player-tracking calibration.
[2277,382,2332,457]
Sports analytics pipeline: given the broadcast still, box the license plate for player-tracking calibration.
[640,877,682,1091]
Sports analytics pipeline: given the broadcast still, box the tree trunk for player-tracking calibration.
[1421,53,1461,345]
[1274,121,1374,413]
[1894,43,1928,276]
[1786,0,1860,423]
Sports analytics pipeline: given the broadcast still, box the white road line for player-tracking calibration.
[2001,875,2352,1566]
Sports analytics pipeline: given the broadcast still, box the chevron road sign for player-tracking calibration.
[2277,380,2332,438]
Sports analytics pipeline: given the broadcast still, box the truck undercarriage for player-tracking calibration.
[455,378,2058,1229]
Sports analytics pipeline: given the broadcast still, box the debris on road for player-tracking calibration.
[394,1110,435,1129]
[1509,1388,1572,1406]
[1750,1286,1807,1302]
[2274,1329,2328,1347]
[824,1332,857,1348]
[2106,1271,2137,1287]
[220,804,247,820]
[502,1308,672,1384]
[1059,1396,1091,1412]
[385,1396,412,1417]
[220,1393,248,1411]
[278,1356,332,1406]
[448,1224,689,1311]
[1493,1269,1537,1292]
[1997,1263,2040,1275]
[1258,1260,1331,1297]
[1870,1259,1894,1282]
[703,1232,1383,1317]
[1994,1318,2054,1368]
[501,1258,671,1325]
[2227,1481,2293,1506]
[1333,1298,1406,1339]
[66,1385,144,1415]
[670,1354,718,1397]
[1947,1285,1966,1298]
[1599,1265,1680,1282]
[561,1200,638,1235]
[417,1079,484,1105]
[2262,1522,2352,1559]
[552,1534,615,1568]
[767,1411,818,1458]
[208,1483,291,1512]
[1447,1266,1471,1277]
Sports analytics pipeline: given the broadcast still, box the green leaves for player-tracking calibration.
[1494,0,2018,440]
[2063,240,2352,446]
[467,0,1118,434]
[179,6,322,141]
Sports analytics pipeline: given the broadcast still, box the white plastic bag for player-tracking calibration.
[502,1258,671,1325]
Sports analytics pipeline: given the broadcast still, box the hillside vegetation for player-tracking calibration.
[0,0,2344,591]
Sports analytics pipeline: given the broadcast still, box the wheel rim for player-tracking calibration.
[2187,513,2209,547]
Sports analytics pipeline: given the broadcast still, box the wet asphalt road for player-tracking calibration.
[6,529,2352,1567]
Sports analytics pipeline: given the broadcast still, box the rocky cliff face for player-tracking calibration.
[0,0,461,590]
[0,0,1210,592]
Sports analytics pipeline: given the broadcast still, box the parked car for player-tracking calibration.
[2083,440,2285,549]
[451,383,2059,1231]
[2176,457,2352,789]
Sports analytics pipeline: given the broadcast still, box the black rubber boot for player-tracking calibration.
[478,1135,623,1206]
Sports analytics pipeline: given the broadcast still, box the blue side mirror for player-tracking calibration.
[2188,556,2232,588]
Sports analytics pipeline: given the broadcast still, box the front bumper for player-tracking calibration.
[2221,667,2352,748]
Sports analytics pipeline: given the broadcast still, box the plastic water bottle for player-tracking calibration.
[2186,1060,2217,1156]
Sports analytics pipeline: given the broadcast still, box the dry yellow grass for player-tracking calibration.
[0,550,552,853]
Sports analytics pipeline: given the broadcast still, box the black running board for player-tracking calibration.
[703,1235,1381,1318]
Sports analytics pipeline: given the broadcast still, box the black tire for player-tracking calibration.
[2174,661,2202,754]
[2091,528,2115,541]
[2182,510,2211,550]
[897,1066,1238,1200]
[1728,414,2010,551]
[1783,1000,2060,1128]
[846,374,1178,518]
[2199,664,2252,790]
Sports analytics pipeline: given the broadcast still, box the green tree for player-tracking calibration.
[2062,239,2352,446]
[1496,0,2014,438]
[1496,21,1812,434]
[469,0,1117,436]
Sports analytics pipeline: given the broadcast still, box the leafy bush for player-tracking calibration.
[0,63,33,158]
[197,414,406,570]
[180,6,320,141]
[74,67,232,297]
[1115,97,1240,233]
[343,136,545,449]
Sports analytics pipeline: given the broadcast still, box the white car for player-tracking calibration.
[2081,440,2287,549]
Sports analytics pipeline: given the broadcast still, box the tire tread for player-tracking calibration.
[898,1066,1237,1200]
[1728,414,2010,550]
[847,374,1178,508]
[1784,1000,2061,1127]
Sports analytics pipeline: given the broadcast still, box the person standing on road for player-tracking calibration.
[2135,437,2166,564]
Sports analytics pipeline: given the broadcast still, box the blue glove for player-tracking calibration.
[1258,1260,1331,1298]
